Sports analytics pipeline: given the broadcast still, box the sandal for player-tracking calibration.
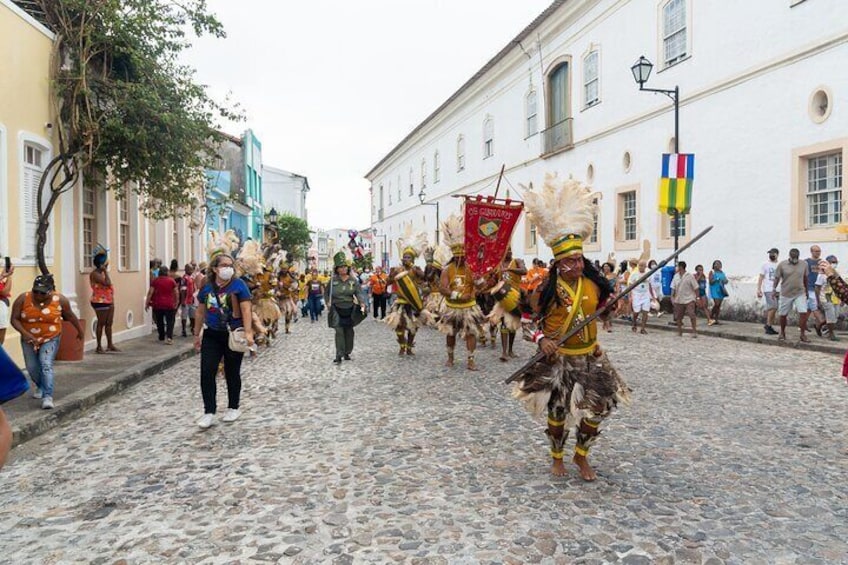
[95,347,105,354]
[799,335,811,343]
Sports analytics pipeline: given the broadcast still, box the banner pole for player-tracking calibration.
[492,164,506,200]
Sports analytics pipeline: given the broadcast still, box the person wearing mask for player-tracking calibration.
[195,250,254,428]
[757,248,780,335]
[708,260,728,324]
[773,248,810,343]
[306,269,325,322]
[0,257,14,346]
[90,246,118,353]
[818,258,846,347]
[146,265,179,344]
[10,274,85,409]
[672,261,700,337]
[326,252,366,364]
[805,245,826,337]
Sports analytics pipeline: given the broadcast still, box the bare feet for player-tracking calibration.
[445,356,454,367]
[508,351,518,358]
[95,347,105,354]
[573,454,597,481]
[551,459,568,476]
[467,358,479,371]
[499,354,508,362]
[107,345,120,352]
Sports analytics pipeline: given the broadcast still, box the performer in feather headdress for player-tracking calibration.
[512,173,630,480]
[275,252,299,335]
[489,245,527,361]
[386,226,430,355]
[437,213,487,370]
[236,239,272,346]
[422,245,450,323]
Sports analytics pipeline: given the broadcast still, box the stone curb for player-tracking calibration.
[11,345,195,448]
[617,319,845,356]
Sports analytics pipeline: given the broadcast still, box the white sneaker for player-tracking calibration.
[31,387,43,399]
[197,413,216,429]
[222,408,241,423]
[41,396,54,409]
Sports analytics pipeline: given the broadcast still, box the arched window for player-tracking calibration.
[408,168,414,197]
[483,118,494,158]
[457,135,465,171]
[433,150,440,183]
[583,50,599,107]
[421,158,427,189]
[544,60,572,153]
[525,90,538,137]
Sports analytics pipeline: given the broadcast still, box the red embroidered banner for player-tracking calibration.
[464,197,524,278]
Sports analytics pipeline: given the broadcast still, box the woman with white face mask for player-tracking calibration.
[193,253,255,429]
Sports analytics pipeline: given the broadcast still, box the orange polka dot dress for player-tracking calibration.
[20,292,63,344]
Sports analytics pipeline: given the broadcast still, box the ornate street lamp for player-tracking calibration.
[631,55,681,253]
[268,207,279,224]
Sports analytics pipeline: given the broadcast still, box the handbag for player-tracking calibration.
[0,347,29,404]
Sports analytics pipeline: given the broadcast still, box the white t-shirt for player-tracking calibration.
[760,261,778,293]
[630,273,653,303]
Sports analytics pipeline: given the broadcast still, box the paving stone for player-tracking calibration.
[0,321,846,562]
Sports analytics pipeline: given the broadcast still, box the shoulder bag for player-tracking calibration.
[211,286,251,353]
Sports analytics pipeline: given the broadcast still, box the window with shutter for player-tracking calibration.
[23,144,44,259]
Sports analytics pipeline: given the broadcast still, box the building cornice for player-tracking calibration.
[5,0,55,39]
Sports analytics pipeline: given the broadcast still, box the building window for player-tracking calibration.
[119,197,131,269]
[23,143,46,259]
[483,118,494,158]
[172,221,179,263]
[409,168,414,197]
[530,223,537,247]
[421,159,427,189]
[526,90,538,137]
[583,50,599,107]
[434,151,440,183]
[662,0,687,67]
[806,152,842,228]
[590,198,599,243]
[457,135,466,171]
[82,183,96,269]
[620,191,637,241]
[544,61,572,154]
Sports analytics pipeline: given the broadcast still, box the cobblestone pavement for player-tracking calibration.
[2,317,847,564]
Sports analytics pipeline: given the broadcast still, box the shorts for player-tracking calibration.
[0,300,8,328]
[778,294,808,316]
[631,296,652,313]
[673,301,696,321]
[807,292,819,312]
[763,291,777,310]
[180,304,197,318]
[822,300,838,324]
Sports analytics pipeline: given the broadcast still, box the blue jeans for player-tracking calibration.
[21,336,60,398]
[308,294,322,321]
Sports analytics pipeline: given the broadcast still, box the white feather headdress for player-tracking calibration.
[236,239,264,276]
[395,224,428,259]
[207,229,240,261]
[441,213,465,256]
[522,173,597,260]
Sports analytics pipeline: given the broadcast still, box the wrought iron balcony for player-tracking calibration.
[542,118,573,155]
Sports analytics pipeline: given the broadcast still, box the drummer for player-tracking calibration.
[494,246,526,361]
[386,237,428,356]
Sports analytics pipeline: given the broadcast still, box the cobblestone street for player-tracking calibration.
[2,317,847,564]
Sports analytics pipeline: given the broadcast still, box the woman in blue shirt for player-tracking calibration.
[709,260,729,324]
[194,253,254,429]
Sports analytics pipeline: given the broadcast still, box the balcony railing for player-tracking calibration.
[542,118,573,155]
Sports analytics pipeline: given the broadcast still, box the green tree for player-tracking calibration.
[353,253,373,272]
[31,0,239,274]
[272,214,313,261]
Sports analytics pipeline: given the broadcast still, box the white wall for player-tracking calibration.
[263,166,308,221]
[367,0,848,289]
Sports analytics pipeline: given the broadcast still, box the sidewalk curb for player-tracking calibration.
[618,319,845,356]
[11,346,195,448]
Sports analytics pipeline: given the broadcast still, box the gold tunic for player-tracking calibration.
[541,276,599,356]
[445,263,476,309]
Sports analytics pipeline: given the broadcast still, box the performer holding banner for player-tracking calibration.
[386,228,429,355]
[510,174,630,481]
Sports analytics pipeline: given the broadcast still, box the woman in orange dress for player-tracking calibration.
[90,247,118,353]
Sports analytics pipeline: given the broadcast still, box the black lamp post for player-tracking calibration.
[266,207,279,243]
[418,188,440,244]
[631,55,681,254]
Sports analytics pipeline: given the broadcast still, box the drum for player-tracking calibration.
[490,281,521,314]
[394,270,424,312]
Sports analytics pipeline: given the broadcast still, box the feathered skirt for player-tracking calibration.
[511,350,630,426]
[278,296,297,320]
[437,303,486,338]
[486,302,522,332]
[255,298,282,324]
[385,301,433,331]
[423,292,446,324]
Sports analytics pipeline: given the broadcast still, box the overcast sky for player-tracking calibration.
[182,0,551,231]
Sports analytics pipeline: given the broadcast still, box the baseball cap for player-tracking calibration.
[32,274,55,293]
[826,255,838,263]
[767,248,779,254]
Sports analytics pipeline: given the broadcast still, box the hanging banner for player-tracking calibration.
[464,196,524,278]
[658,153,694,215]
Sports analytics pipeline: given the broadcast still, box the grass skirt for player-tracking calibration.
[385,301,433,331]
[255,298,282,324]
[423,293,446,324]
[437,304,486,338]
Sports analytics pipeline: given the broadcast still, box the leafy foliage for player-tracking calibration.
[353,253,373,272]
[31,0,239,272]
[271,214,313,262]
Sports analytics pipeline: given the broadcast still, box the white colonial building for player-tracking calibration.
[366,0,847,300]
[262,165,309,222]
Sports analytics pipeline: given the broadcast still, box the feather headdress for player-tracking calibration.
[207,229,240,261]
[433,245,452,270]
[522,173,597,261]
[396,224,428,259]
[236,239,264,276]
[441,213,465,256]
